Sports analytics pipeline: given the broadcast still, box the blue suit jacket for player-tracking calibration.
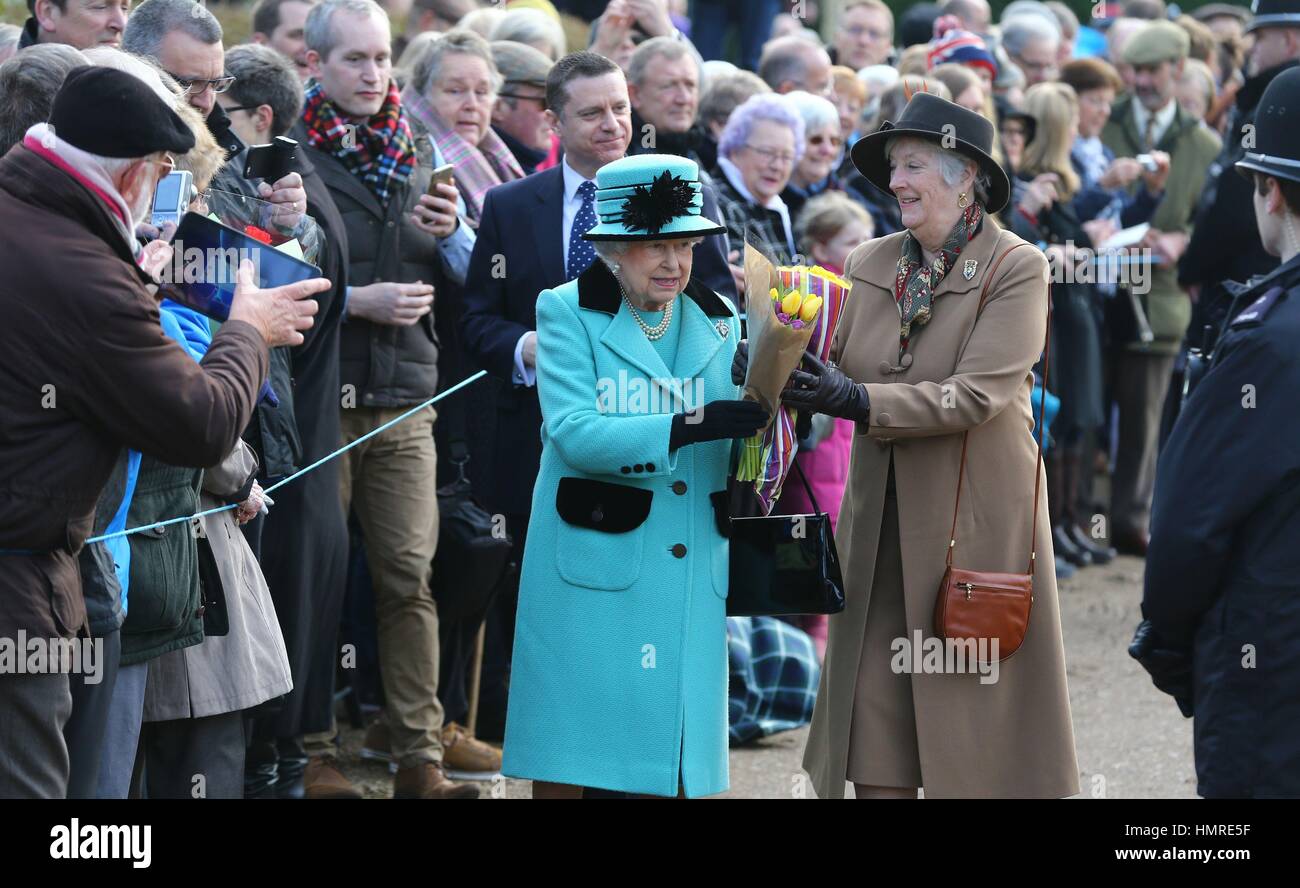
[460,164,737,516]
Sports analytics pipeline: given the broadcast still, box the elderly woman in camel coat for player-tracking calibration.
[782,93,1079,798]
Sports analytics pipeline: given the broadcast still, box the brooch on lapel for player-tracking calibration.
[715,320,730,338]
[963,259,978,281]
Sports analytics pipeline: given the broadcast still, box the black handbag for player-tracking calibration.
[721,456,846,617]
[429,434,514,628]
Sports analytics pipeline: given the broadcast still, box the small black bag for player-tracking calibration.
[721,457,846,617]
[195,533,229,637]
[430,451,514,627]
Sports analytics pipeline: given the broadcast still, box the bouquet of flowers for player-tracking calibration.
[735,244,852,514]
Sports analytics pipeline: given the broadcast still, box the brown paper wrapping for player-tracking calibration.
[741,242,815,431]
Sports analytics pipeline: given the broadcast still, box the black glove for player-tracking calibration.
[781,351,870,423]
[1128,619,1194,718]
[669,399,768,450]
[730,339,749,386]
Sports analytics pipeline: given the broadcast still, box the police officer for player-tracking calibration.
[1136,65,1300,799]
[1169,0,1300,441]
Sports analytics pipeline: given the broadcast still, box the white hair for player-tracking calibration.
[83,45,181,106]
[593,238,707,274]
[883,135,992,205]
[490,8,565,62]
[1001,14,1061,56]
[785,89,839,133]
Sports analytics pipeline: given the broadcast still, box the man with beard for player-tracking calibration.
[1101,20,1220,557]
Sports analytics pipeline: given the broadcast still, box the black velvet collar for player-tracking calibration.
[576,255,731,318]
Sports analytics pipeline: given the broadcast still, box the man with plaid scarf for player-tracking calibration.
[293,0,478,800]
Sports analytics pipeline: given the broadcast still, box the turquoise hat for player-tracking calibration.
[582,154,727,242]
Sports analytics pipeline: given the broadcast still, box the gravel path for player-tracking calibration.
[338,554,1196,799]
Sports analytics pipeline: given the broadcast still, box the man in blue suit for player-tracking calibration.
[460,50,736,740]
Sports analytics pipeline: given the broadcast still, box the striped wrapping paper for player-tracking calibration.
[745,266,852,513]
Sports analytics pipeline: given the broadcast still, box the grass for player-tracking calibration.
[1,1,255,45]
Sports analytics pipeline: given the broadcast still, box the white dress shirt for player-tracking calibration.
[513,158,597,387]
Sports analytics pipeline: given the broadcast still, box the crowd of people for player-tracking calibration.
[0,0,1296,800]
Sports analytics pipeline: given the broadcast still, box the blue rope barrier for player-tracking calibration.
[86,369,489,544]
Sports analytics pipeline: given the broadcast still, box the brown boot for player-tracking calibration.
[441,722,502,781]
[303,756,363,799]
[392,761,480,799]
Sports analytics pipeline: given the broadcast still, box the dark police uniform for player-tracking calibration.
[1139,62,1300,798]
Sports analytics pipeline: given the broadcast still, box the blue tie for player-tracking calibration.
[567,180,598,279]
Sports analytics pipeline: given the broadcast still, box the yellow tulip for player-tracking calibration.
[769,287,780,302]
[781,292,803,316]
[799,296,823,322]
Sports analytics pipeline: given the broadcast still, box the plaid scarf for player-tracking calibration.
[301,78,416,206]
[401,84,524,226]
[893,202,983,357]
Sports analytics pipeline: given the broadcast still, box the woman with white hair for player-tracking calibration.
[779,89,848,233]
[741,92,1079,798]
[490,6,566,62]
[710,92,803,265]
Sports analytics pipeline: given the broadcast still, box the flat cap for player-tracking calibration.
[1121,20,1191,66]
[48,66,195,158]
[490,39,553,88]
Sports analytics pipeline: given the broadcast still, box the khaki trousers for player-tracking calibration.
[307,405,444,768]
[1109,350,1176,538]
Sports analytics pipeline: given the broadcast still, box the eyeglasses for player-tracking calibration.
[809,133,844,149]
[499,91,548,109]
[742,143,796,166]
[221,104,259,114]
[172,74,237,96]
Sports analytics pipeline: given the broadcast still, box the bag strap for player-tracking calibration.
[946,242,1049,573]
[790,449,822,515]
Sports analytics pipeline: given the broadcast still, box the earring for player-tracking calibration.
[957,192,969,208]
[611,263,621,275]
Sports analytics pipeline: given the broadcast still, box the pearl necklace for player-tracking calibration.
[620,283,674,341]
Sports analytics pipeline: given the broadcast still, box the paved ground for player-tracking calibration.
[338,553,1196,799]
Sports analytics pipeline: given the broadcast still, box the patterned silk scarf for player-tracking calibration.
[892,202,983,356]
[301,78,416,206]
[401,85,524,226]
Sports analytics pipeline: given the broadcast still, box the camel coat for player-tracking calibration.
[801,221,1080,798]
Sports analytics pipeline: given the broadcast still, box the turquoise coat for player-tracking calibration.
[501,260,741,797]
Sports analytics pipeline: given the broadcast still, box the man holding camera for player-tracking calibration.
[0,67,326,798]
[1100,20,1220,557]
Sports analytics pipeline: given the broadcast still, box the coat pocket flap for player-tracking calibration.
[556,477,652,533]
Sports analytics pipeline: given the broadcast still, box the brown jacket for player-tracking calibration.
[0,146,268,640]
[801,221,1080,798]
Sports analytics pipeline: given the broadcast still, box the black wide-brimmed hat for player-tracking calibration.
[1247,0,1300,33]
[1236,66,1300,184]
[850,90,1012,214]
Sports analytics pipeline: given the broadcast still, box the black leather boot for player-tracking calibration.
[1068,522,1117,565]
[1048,452,1091,567]
[1053,523,1093,567]
[1063,451,1114,564]
[274,737,308,800]
[244,739,279,800]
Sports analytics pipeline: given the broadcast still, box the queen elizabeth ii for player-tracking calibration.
[501,154,767,798]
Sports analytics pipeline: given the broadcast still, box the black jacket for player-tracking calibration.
[292,121,446,407]
[1144,253,1300,798]
[1179,61,1298,344]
